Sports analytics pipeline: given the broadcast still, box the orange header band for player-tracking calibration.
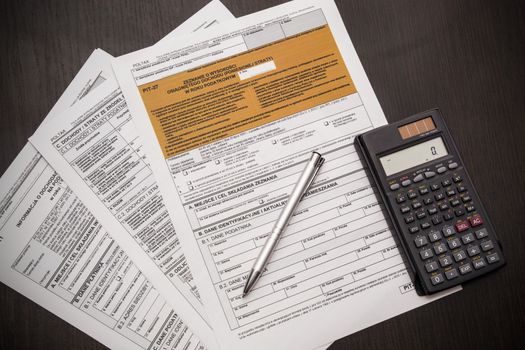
[139,25,356,158]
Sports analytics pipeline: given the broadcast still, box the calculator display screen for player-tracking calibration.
[380,137,448,176]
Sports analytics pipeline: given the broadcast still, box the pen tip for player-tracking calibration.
[242,292,246,298]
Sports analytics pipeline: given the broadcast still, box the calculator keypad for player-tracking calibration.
[387,161,504,293]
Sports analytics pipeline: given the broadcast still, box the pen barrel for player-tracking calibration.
[253,227,282,272]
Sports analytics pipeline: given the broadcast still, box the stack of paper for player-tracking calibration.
[0,1,459,349]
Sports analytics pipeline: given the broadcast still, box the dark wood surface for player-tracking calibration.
[1,0,524,349]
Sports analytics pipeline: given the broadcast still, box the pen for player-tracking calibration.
[242,152,325,297]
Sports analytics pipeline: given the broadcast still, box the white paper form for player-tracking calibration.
[0,144,206,350]
[0,2,234,349]
[108,0,461,349]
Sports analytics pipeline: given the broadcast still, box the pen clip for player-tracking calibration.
[302,156,324,197]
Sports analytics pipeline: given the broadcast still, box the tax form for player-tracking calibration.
[1,2,233,349]
[0,144,206,350]
[109,0,461,349]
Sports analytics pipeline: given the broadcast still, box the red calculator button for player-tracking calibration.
[455,220,470,232]
[469,214,483,227]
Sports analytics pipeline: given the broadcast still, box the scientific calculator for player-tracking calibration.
[355,109,505,295]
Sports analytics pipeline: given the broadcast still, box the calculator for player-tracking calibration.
[355,109,505,295]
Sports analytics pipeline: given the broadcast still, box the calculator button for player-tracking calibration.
[437,166,447,174]
[435,193,445,201]
[439,255,453,267]
[466,204,476,213]
[401,179,412,187]
[390,183,400,191]
[420,249,433,260]
[428,230,442,242]
[469,214,483,227]
[425,171,436,179]
[486,253,500,264]
[467,245,481,257]
[416,211,426,219]
[450,199,461,207]
[396,195,407,203]
[420,222,431,230]
[413,174,424,183]
[454,208,465,217]
[432,216,441,225]
[428,207,438,215]
[461,233,475,244]
[442,179,452,187]
[452,175,462,183]
[446,189,456,197]
[439,203,449,211]
[448,162,458,169]
[414,236,428,248]
[459,263,473,275]
[419,187,429,195]
[412,202,422,209]
[461,195,471,203]
[404,214,415,224]
[445,268,459,280]
[442,225,456,237]
[473,258,486,270]
[453,250,467,262]
[434,243,447,255]
[425,261,439,272]
[443,212,454,221]
[431,183,441,191]
[475,228,488,239]
[423,197,433,205]
[430,274,445,285]
[481,240,494,251]
[409,226,420,234]
[447,238,461,249]
[407,191,417,199]
[457,185,467,193]
[400,206,410,214]
[455,220,469,232]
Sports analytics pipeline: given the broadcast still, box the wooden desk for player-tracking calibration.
[1,1,523,349]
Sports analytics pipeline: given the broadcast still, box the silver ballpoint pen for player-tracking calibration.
[242,152,325,297]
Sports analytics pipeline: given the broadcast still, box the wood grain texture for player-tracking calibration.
[0,1,524,349]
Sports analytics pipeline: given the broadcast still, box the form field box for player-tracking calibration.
[257,261,306,288]
[238,61,277,80]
